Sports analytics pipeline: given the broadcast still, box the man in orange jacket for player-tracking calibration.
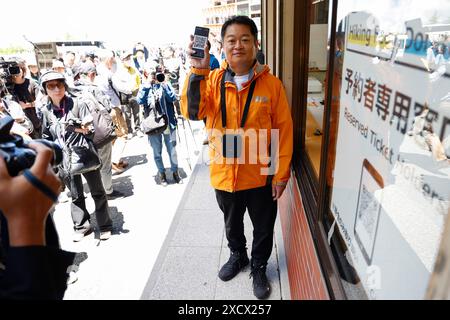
[181,16,293,299]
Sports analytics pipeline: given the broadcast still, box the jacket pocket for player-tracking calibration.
[256,104,272,129]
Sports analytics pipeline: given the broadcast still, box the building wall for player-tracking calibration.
[202,0,262,40]
[279,174,329,300]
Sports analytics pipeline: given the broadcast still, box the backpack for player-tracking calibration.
[72,89,117,148]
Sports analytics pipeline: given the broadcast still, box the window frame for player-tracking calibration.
[291,0,349,300]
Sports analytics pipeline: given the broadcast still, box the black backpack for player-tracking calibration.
[72,90,117,148]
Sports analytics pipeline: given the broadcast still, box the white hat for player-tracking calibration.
[52,59,65,69]
[143,61,157,72]
[25,55,38,66]
[121,50,134,60]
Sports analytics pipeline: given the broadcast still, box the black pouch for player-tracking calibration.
[222,134,242,158]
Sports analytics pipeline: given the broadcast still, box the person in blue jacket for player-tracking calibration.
[207,40,220,70]
[133,42,149,75]
[137,64,183,186]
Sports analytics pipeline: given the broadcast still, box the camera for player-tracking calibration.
[153,65,166,83]
[0,116,63,177]
[0,59,20,97]
[156,72,165,83]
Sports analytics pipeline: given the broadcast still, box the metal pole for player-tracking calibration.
[186,119,199,155]
[179,117,192,171]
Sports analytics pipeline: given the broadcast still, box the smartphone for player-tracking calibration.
[192,26,210,59]
[354,159,384,265]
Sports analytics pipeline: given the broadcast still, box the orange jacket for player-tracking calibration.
[181,61,293,192]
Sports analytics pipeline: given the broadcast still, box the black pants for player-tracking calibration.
[63,169,112,233]
[215,185,278,267]
[23,107,42,139]
[122,97,141,133]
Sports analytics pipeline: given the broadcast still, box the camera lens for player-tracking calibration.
[156,73,165,82]
[9,66,21,75]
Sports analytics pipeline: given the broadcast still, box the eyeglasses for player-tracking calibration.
[46,82,65,91]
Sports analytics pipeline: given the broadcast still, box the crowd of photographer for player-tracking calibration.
[1,15,282,300]
[0,42,195,298]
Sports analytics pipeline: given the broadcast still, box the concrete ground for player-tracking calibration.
[52,119,290,300]
[140,154,290,300]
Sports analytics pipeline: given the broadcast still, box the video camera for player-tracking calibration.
[0,59,20,97]
[0,116,63,177]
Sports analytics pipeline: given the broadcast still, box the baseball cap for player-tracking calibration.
[52,59,65,70]
[135,43,145,53]
[72,61,97,78]
[143,61,157,73]
[121,50,134,60]
[40,70,66,84]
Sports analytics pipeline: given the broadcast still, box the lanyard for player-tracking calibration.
[220,73,257,129]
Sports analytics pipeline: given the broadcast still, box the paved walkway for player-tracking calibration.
[52,119,290,300]
[140,151,291,300]
[55,120,204,300]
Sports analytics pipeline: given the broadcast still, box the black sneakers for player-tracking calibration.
[158,172,168,186]
[107,189,126,200]
[173,171,183,184]
[250,264,271,299]
[218,251,249,281]
[72,225,93,242]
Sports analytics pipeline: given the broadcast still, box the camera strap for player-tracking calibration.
[23,169,59,203]
[221,73,257,129]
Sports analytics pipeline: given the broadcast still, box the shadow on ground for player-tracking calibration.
[153,167,188,185]
[112,175,134,197]
[121,154,148,168]
[68,252,88,273]
[90,206,129,238]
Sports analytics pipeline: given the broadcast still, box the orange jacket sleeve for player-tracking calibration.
[181,67,212,121]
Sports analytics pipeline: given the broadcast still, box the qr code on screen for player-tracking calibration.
[357,185,379,238]
[193,36,207,49]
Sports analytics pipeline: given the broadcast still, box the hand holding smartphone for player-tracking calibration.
[188,26,210,69]
[191,26,210,59]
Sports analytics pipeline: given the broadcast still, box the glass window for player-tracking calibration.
[304,0,330,178]
[326,0,450,299]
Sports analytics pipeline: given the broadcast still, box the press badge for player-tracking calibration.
[222,134,243,158]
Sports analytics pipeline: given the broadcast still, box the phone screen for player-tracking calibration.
[192,26,210,58]
[354,159,384,265]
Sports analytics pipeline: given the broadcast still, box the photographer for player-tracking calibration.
[9,58,42,139]
[137,64,182,185]
[113,51,142,138]
[38,71,113,242]
[0,141,75,300]
[133,43,149,75]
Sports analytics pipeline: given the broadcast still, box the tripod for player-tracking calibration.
[176,116,191,171]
